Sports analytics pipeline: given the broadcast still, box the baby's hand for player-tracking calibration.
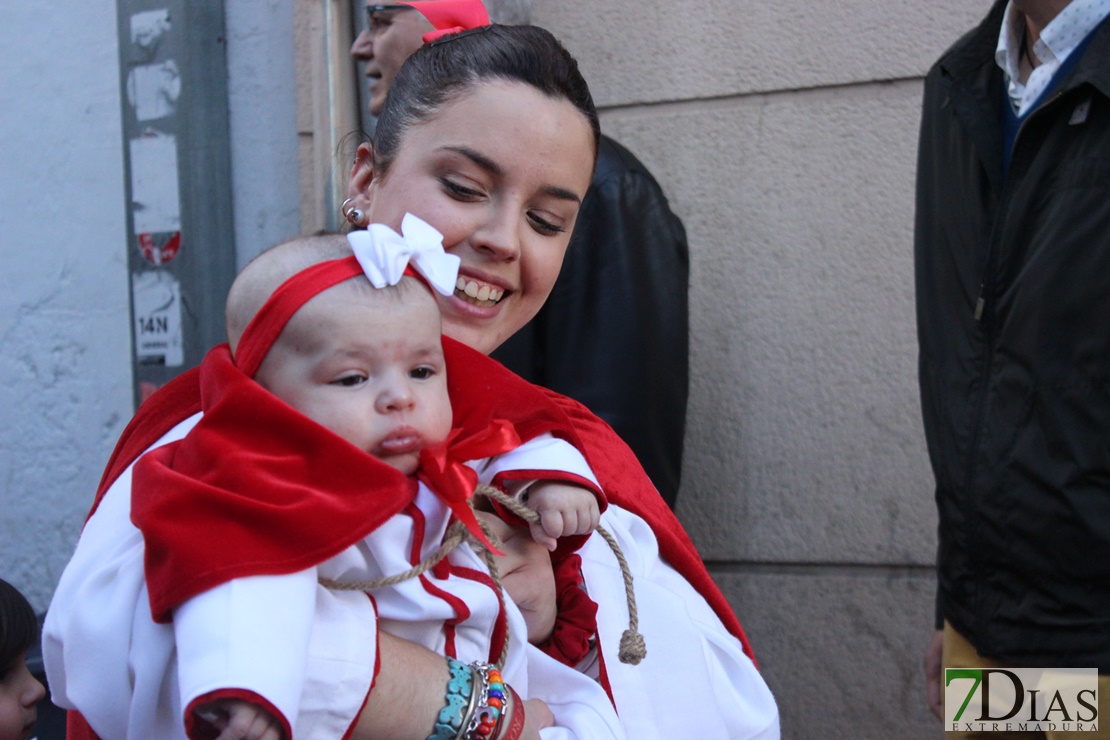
[523,482,600,551]
[196,698,284,740]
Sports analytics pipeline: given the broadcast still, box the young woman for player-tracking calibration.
[45,22,777,740]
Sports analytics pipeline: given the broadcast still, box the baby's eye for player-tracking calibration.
[409,366,436,380]
[331,373,367,387]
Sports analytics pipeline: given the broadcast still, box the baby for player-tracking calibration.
[130,215,608,739]
[0,578,47,740]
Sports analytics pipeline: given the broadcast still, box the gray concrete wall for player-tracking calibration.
[0,1,300,612]
[532,1,994,736]
[0,1,133,611]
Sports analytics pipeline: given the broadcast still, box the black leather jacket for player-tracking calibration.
[494,135,689,507]
[915,0,1110,667]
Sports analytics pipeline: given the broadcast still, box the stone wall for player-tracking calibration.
[535,2,993,736]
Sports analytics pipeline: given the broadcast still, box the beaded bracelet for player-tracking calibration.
[465,664,504,738]
[427,657,478,740]
[427,658,526,740]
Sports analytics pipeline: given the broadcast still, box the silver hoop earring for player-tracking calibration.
[341,197,365,226]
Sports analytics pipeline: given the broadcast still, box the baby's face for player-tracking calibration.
[0,651,44,740]
[256,287,452,476]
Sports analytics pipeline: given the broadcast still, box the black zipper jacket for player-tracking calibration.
[915,0,1110,668]
[494,135,690,508]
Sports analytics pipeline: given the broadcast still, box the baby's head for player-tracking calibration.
[0,578,46,740]
[226,230,453,476]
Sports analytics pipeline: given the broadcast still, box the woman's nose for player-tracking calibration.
[471,208,520,262]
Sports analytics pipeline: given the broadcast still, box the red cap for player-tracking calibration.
[399,0,491,43]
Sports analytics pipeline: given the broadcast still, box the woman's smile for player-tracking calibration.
[362,79,595,355]
[454,275,506,306]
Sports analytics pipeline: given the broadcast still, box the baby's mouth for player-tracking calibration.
[455,277,505,307]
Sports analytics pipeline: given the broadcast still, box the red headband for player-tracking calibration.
[234,256,363,379]
[400,0,491,43]
[234,257,431,379]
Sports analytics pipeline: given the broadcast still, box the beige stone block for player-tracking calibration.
[595,80,935,565]
[715,566,939,739]
[536,0,994,107]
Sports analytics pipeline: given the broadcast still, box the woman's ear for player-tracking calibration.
[346,142,377,206]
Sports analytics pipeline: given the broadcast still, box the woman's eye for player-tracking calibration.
[528,212,564,236]
[332,373,367,387]
[441,178,483,201]
[409,366,435,380]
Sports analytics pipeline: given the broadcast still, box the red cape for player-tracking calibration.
[69,336,755,738]
[131,341,560,624]
[132,345,418,623]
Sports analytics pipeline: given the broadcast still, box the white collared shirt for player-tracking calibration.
[995,0,1110,115]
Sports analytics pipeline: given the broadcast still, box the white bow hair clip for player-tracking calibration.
[346,213,461,296]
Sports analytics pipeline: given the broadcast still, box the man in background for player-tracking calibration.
[915,0,1110,732]
[351,1,690,507]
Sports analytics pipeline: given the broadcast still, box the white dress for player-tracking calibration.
[43,419,623,739]
[43,420,780,739]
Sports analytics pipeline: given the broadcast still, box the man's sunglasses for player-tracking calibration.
[365,4,416,34]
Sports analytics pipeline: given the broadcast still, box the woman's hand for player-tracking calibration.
[477,511,558,643]
[521,697,555,738]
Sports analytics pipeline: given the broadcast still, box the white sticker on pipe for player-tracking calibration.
[130,132,181,234]
[132,270,184,368]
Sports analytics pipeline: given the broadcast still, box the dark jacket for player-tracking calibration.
[493,135,689,507]
[915,0,1110,668]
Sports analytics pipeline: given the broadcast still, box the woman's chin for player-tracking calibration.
[440,294,516,355]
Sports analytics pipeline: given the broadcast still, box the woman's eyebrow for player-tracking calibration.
[442,145,583,204]
[443,145,502,176]
[542,185,582,204]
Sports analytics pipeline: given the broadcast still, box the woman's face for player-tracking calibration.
[361,80,596,355]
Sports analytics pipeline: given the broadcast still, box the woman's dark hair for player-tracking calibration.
[372,24,600,175]
[0,578,37,668]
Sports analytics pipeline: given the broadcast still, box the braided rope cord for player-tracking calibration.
[319,484,646,665]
